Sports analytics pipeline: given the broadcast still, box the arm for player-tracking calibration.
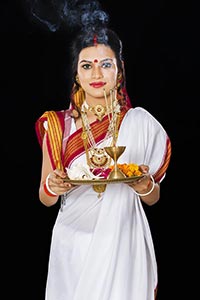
[39,133,72,207]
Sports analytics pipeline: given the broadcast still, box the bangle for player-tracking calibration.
[43,174,58,197]
[133,175,155,197]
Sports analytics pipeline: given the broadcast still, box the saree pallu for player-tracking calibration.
[42,107,171,300]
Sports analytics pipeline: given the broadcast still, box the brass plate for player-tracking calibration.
[63,175,145,185]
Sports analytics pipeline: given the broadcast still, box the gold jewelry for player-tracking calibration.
[81,90,121,169]
[82,102,107,121]
[117,72,122,88]
[89,147,109,167]
[81,111,112,168]
[91,104,106,121]
[75,75,79,83]
[73,85,85,108]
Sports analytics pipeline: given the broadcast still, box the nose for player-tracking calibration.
[91,66,103,79]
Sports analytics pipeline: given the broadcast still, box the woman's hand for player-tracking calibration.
[40,168,77,206]
[126,164,160,205]
[46,169,74,196]
[127,164,151,194]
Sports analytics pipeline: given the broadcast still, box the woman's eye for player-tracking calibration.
[82,64,92,70]
[101,62,112,68]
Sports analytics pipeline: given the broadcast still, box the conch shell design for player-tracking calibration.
[66,164,102,180]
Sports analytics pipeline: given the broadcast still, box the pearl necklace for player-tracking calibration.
[81,90,121,169]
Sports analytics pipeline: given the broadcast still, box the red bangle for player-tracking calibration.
[43,182,57,197]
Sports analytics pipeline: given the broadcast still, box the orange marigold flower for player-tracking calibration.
[109,163,142,177]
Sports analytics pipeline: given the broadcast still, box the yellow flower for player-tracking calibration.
[109,163,142,177]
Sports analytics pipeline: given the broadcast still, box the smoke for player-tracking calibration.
[27,0,109,32]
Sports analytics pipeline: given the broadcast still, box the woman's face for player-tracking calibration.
[77,44,118,102]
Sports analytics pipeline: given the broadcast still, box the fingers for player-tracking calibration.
[139,164,149,174]
[47,170,72,194]
[53,168,68,179]
[128,173,151,190]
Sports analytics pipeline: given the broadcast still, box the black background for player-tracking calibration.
[1,0,199,299]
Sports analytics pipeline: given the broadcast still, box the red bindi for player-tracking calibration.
[94,59,98,63]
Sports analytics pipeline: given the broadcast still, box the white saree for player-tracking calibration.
[45,107,169,300]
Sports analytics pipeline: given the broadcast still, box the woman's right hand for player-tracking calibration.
[46,169,73,196]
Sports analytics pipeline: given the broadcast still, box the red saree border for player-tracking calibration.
[154,136,172,183]
[35,110,65,170]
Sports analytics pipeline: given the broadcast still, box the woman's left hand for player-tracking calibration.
[127,164,152,194]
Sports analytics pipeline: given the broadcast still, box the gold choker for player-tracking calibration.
[82,102,107,121]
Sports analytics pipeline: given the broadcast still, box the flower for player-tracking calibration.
[92,168,112,179]
[109,163,142,177]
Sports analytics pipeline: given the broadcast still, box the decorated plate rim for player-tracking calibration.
[63,175,145,185]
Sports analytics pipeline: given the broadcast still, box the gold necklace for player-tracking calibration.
[81,111,112,169]
[82,102,107,121]
[81,91,121,170]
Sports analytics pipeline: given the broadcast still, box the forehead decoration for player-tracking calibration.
[93,34,98,46]
[93,59,98,63]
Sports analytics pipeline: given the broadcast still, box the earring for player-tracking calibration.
[73,85,85,108]
[117,72,122,88]
[76,75,79,83]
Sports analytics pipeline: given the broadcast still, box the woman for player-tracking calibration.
[35,2,171,299]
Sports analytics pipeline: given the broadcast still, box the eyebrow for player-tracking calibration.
[79,58,114,64]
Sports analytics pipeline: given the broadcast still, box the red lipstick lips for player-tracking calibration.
[89,82,106,88]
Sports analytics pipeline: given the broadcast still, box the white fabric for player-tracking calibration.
[45,107,168,300]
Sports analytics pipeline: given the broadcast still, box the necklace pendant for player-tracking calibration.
[92,104,106,121]
[89,147,110,168]
[93,184,107,195]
